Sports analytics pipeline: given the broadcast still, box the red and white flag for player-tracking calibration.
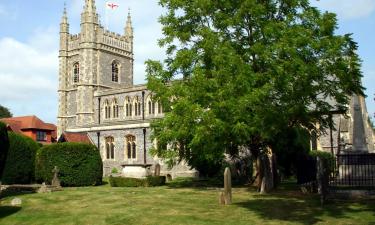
[106,2,119,10]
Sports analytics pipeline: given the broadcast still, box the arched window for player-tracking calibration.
[148,99,155,115]
[125,135,136,159]
[157,102,163,114]
[112,99,119,118]
[125,97,132,117]
[112,61,119,82]
[134,97,141,116]
[104,100,111,119]
[73,62,80,83]
[148,101,155,115]
[105,137,115,159]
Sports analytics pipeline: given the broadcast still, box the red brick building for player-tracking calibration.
[1,116,57,144]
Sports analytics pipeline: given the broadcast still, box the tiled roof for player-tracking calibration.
[3,120,23,133]
[61,132,92,144]
[1,115,56,131]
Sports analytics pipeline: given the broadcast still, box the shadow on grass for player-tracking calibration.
[166,177,249,189]
[166,177,222,189]
[0,189,35,199]
[0,206,21,219]
[235,186,375,225]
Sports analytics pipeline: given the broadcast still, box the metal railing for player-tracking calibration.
[330,154,375,188]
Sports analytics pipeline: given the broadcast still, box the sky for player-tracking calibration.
[0,0,374,124]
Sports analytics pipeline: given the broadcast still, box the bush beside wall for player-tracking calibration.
[296,151,335,185]
[1,132,39,184]
[0,122,9,180]
[35,143,103,187]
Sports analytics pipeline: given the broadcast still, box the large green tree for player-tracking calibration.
[146,0,363,184]
[0,105,12,119]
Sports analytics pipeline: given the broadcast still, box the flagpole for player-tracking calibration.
[105,3,109,30]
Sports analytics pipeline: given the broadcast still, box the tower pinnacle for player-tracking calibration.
[60,2,69,32]
[85,0,96,13]
[125,8,133,38]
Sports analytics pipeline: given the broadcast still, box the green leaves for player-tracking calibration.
[146,0,364,173]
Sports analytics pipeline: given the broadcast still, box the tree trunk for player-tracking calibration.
[259,147,277,194]
[253,157,261,189]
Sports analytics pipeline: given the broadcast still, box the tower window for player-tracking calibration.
[73,62,80,83]
[126,135,136,159]
[112,62,119,82]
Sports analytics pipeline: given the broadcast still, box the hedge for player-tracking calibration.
[109,176,166,187]
[0,122,9,180]
[1,132,39,184]
[35,143,103,187]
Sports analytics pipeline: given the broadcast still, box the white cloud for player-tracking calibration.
[0,1,166,123]
[0,31,59,123]
[312,0,375,20]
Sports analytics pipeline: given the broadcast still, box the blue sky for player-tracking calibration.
[0,0,374,124]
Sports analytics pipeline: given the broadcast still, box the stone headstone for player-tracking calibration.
[38,182,50,193]
[220,167,232,205]
[11,198,22,206]
[52,166,61,187]
[154,163,161,176]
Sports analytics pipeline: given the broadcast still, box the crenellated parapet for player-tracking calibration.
[68,34,81,51]
[102,30,132,55]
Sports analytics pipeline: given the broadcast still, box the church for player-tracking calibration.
[57,0,195,178]
[57,0,375,178]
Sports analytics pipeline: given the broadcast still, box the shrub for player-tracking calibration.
[145,176,166,186]
[109,176,145,187]
[309,151,335,174]
[35,143,103,187]
[296,151,335,185]
[0,122,9,180]
[1,132,39,184]
[111,167,119,174]
[109,176,166,187]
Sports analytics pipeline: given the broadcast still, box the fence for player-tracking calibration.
[329,153,375,189]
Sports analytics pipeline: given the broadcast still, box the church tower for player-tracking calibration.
[57,0,134,137]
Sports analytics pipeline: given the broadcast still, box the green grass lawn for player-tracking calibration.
[1,179,374,225]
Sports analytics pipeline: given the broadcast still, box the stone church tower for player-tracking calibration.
[57,0,134,137]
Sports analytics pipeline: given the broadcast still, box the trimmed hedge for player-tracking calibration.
[1,132,39,184]
[109,176,166,187]
[0,122,9,180]
[35,143,103,187]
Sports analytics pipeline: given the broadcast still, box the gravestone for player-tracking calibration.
[219,167,232,205]
[38,182,49,193]
[52,166,61,187]
[11,198,22,206]
[154,163,161,176]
